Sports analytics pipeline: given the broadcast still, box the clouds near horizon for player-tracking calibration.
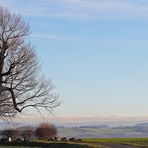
[13,114,148,124]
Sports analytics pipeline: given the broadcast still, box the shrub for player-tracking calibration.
[48,137,54,141]
[21,129,34,141]
[61,137,67,142]
[1,129,20,140]
[35,122,57,139]
[14,138,24,142]
[76,139,82,142]
[69,137,76,142]
[0,137,9,142]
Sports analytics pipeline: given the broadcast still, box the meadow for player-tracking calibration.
[83,138,148,147]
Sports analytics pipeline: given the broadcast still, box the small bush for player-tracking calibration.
[1,128,20,140]
[21,129,34,141]
[0,138,9,142]
[76,139,82,142]
[15,138,24,142]
[69,137,76,142]
[61,137,67,141]
[48,137,54,141]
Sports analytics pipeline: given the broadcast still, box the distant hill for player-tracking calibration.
[79,124,109,128]
[135,122,148,127]
[0,121,29,130]
[17,125,36,131]
[58,122,148,138]
[1,121,148,138]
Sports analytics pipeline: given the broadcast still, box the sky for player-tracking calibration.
[1,0,148,123]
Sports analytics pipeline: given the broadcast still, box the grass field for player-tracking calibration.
[83,138,148,147]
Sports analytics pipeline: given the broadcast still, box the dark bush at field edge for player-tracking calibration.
[0,141,94,148]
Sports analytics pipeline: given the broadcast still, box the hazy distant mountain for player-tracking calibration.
[0,121,29,130]
[18,125,36,131]
[135,122,148,127]
[58,122,148,138]
[1,121,148,138]
[79,124,109,128]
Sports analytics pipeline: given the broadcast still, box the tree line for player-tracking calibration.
[0,122,57,141]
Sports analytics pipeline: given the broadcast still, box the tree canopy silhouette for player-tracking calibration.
[0,6,59,117]
[35,122,57,139]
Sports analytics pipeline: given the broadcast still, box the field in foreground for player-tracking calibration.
[1,138,148,148]
[84,138,148,147]
[0,141,103,148]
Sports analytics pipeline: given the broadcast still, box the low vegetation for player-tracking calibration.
[2,137,148,147]
[0,122,103,147]
[2,123,148,147]
[83,138,148,147]
[0,141,102,148]
[35,123,57,139]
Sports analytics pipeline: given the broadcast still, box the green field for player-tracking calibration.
[84,138,148,147]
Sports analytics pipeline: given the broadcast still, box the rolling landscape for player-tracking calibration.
[1,121,148,147]
[1,0,148,147]
[2,121,148,139]
[58,122,148,138]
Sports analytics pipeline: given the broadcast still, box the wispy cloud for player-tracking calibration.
[1,0,148,20]
[13,114,148,124]
[31,33,81,42]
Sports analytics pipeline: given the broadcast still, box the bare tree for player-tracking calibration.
[35,122,57,139]
[0,6,59,117]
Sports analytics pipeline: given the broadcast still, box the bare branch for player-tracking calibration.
[0,6,59,118]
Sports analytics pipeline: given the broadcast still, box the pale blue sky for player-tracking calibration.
[1,0,148,120]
